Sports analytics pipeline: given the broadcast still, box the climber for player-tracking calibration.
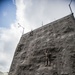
[18,44,24,52]
[45,49,52,66]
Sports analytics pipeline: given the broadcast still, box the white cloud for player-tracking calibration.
[0,0,31,72]
[0,24,21,72]
[16,0,31,32]
[0,0,75,72]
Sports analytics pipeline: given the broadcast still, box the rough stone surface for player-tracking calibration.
[8,14,75,75]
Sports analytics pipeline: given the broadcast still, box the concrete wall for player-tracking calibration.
[8,14,75,75]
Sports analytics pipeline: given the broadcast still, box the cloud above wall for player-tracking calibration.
[0,0,75,72]
[27,0,75,26]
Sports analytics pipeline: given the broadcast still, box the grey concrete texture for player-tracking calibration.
[8,14,75,75]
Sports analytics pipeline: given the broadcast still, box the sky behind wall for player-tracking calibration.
[0,0,75,72]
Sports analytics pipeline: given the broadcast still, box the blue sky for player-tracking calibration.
[0,0,75,72]
[0,0,16,28]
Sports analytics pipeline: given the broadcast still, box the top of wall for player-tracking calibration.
[19,13,75,43]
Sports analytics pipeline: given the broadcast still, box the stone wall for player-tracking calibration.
[8,14,75,75]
